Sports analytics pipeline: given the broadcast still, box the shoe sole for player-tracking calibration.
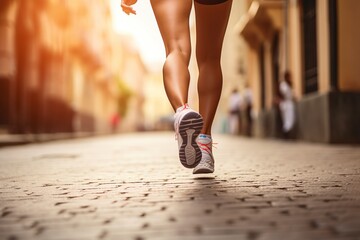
[178,112,203,168]
[193,167,214,174]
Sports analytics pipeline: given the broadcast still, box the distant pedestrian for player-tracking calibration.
[228,88,242,134]
[110,113,120,133]
[121,0,233,174]
[279,72,295,138]
[243,84,253,136]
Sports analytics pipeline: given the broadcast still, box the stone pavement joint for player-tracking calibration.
[0,132,360,240]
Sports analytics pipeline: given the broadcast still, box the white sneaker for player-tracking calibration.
[193,134,214,174]
[174,104,203,168]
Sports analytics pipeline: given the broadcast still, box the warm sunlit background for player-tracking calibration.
[1,0,359,144]
[109,0,164,72]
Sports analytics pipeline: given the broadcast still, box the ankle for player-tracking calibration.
[175,103,189,113]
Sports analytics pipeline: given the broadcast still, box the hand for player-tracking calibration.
[121,0,137,15]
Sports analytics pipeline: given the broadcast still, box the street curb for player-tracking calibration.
[0,132,109,147]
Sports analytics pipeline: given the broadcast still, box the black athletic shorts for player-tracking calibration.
[194,0,229,5]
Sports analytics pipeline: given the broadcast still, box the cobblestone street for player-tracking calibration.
[0,132,359,240]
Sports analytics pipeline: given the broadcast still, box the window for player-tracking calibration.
[302,0,318,94]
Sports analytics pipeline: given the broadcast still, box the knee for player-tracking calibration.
[166,43,191,63]
[196,52,221,68]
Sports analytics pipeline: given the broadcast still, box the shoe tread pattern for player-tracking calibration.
[178,112,203,168]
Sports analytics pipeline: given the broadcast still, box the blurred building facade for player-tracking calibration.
[0,0,140,135]
[143,71,174,131]
[235,0,360,143]
[116,35,147,132]
[113,34,172,132]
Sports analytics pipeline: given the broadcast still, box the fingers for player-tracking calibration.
[121,3,136,15]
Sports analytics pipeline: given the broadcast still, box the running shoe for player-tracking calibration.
[174,104,203,168]
[193,134,214,174]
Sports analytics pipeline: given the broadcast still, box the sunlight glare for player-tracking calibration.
[109,0,165,71]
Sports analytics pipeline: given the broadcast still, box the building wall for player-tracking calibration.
[0,1,17,129]
[288,0,303,99]
[118,36,147,132]
[0,0,132,135]
[237,0,360,143]
[217,0,249,133]
[143,72,173,131]
[317,0,331,94]
[338,0,360,91]
[0,1,16,77]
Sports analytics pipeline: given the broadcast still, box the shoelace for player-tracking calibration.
[196,141,217,168]
[180,103,189,111]
[197,141,217,170]
[197,141,217,155]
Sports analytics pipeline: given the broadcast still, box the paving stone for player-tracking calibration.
[0,132,360,240]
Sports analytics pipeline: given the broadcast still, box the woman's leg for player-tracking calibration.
[194,1,232,135]
[150,0,193,111]
[151,0,203,169]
